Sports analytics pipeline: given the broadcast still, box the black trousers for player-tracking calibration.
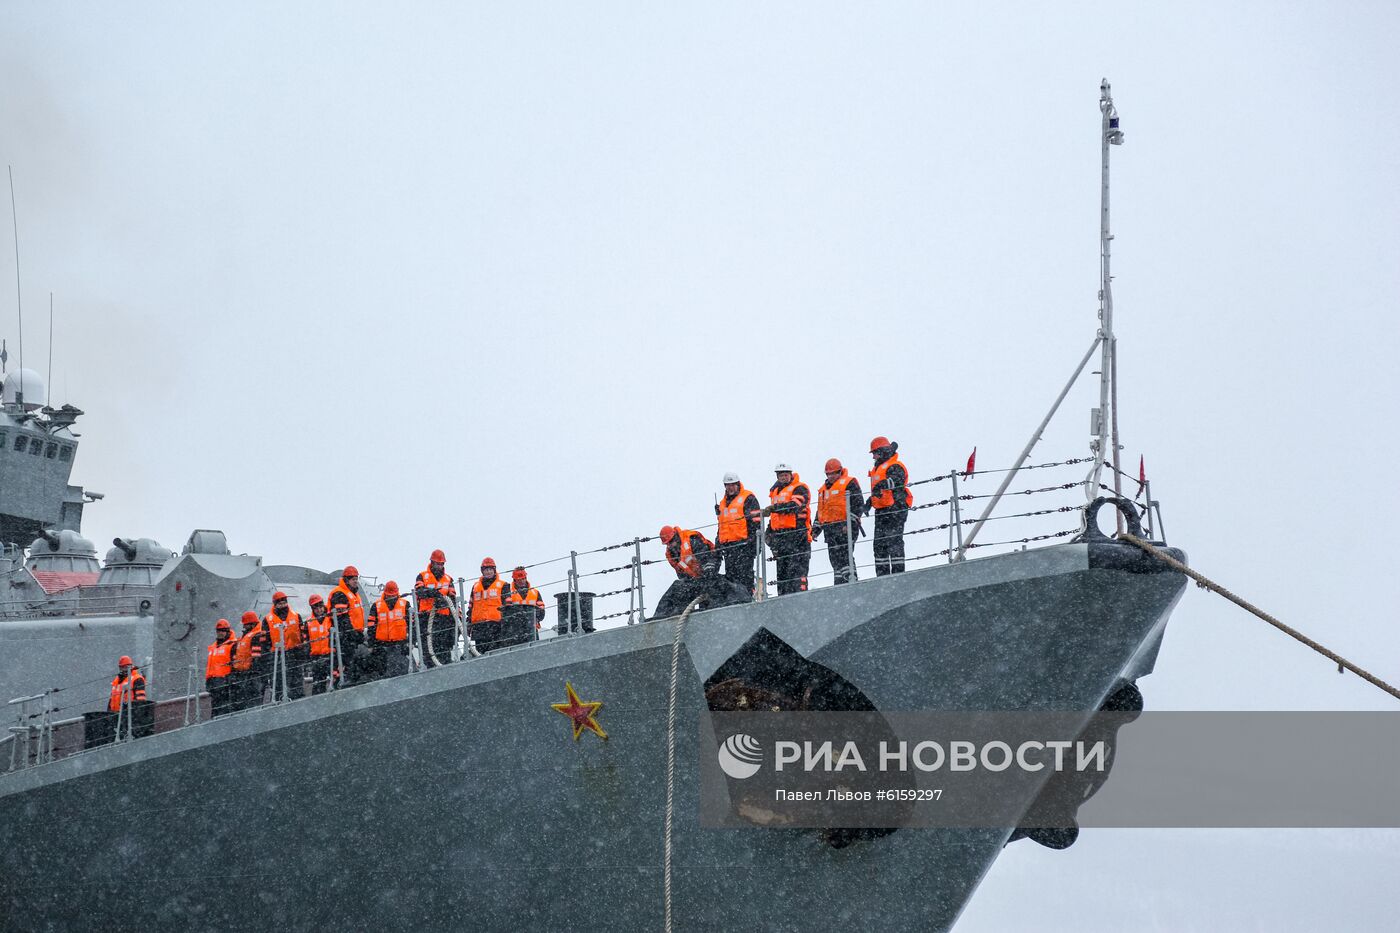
[206,677,235,717]
[378,641,411,678]
[873,510,908,575]
[339,627,370,685]
[422,613,456,665]
[235,670,267,710]
[819,523,857,584]
[716,538,756,593]
[308,655,335,694]
[471,620,503,653]
[769,531,811,595]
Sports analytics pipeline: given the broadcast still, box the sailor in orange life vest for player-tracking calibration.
[507,566,547,632]
[763,463,812,595]
[231,609,270,710]
[204,619,237,717]
[304,594,336,694]
[866,436,912,575]
[813,458,865,585]
[467,558,511,653]
[265,591,307,701]
[367,581,412,679]
[651,525,752,619]
[414,548,459,666]
[328,566,369,685]
[109,655,151,736]
[714,472,761,594]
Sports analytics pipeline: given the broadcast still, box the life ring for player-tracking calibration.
[1080,496,1143,542]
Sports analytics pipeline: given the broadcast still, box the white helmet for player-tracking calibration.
[774,462,793,472]
[722,472,740,484]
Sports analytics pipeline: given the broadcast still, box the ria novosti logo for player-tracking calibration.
[717,732,1110,779]
[717,733,764,779]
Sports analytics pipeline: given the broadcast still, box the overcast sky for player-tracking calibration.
[4,3,1398,929]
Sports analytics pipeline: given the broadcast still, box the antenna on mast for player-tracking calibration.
[1087,80,1125,522]
[8,166,23,403]
[48,292,54,395]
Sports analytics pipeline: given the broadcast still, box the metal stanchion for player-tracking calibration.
[328,625,342,692]
[409,603,424,672]
[113,688,125,743]
[568,550,582,636]
[183,665,197,726]
[949,469,965,563]
[756,515,768,601]
[633,537,646,622]
[37,693,52,764]
[114,685,135,743]
[8,694,41,768]
[270,642,289,704]
[844,504,855,582]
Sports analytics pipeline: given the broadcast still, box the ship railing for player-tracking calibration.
[1,455,1168,776]
[528,453,1164,629]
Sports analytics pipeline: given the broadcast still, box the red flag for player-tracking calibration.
[1136,456,1146,496]
[964,447,977,478]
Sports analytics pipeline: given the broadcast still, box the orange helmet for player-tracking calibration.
[869,436,891,452]
[118,655,133,667]
[512,566,528,582]
[430,549,446,563]
[383,580,399,596]
[480,557,496,568]
[272,591,288,602]
[825,458,843,473]
[215,619,231,632]
[241,610,259,626]
[343,565,359,578]
[659,526,677,544]
[307,594,323,606]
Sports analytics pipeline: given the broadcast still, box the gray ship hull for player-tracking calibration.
[0,540,1186,932]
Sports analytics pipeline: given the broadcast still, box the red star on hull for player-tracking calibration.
[551,681,608,741]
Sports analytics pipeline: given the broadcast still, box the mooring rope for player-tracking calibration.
[1120,534,1400,702]
[663,596,704,933]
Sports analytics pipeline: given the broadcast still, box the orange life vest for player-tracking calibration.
[508,585,545,629]
[108,670,147,711]
[206,639,234,680]
[306,613,334,657]
[470,578,507,623]
[233,624,264,672]
[330,580,366,631]
[817,471,854,524]
[266,610,304,650]
[508,586,544,609]
[717,488,756,543]
[869,455,913,511]
[768,475,810,532]
[373,597,409,642]
[416,568,457,616]
[667,529,713,579]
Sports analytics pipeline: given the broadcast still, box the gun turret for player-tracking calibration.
[113,538,138,562]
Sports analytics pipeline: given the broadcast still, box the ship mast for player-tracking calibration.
[1088,80,1124,516]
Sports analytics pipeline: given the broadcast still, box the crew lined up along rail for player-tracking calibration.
[103,437,914,725]
[190,555,548,717]
[652,436,911,616]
